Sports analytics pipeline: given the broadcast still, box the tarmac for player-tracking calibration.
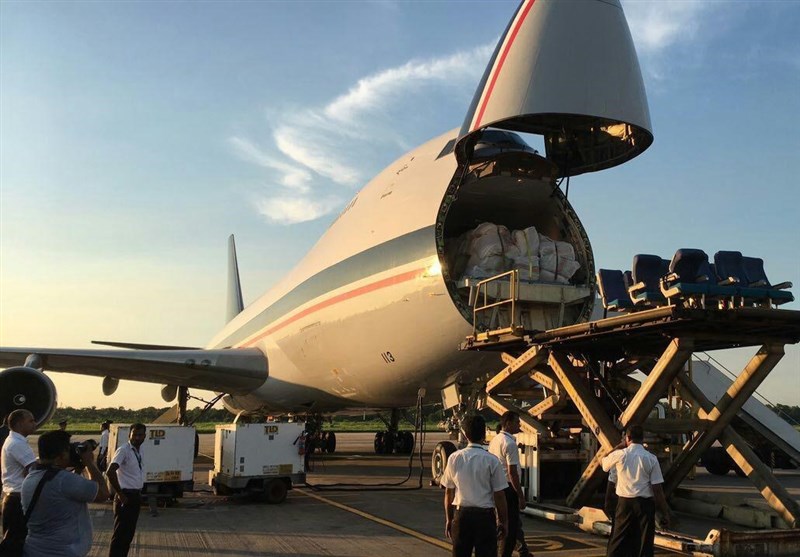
[18,432,800,556]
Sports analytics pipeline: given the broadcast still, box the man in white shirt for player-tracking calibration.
[1,409,37,557]
[442,415,508,557]
[601,425,671,557]
[107,423,146,557]
[488,411,527,557]
[97,421,110,471]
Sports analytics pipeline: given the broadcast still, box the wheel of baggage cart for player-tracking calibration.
[325,432,337,453]
[264,478,288,504]
[432,441,457,484]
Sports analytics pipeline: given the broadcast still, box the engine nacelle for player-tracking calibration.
[0,366,58,426]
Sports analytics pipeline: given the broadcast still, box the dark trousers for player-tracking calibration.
[516,512,530,557]
[451,507,496,557]
[499,487,520,557]
[607,496,656,557]
[0,493,26,557]
[110,490,141,557]
[97,452,108,472]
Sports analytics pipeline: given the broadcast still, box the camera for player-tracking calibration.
[69,439,98,468]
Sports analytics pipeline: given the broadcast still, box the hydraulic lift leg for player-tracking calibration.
[487,346,548,393]
[548,352,621,507]
[617,338,693,427]
[675,358,800,529]
[665,344,784,493]
[568,339,694,507]
[484,394,549,436]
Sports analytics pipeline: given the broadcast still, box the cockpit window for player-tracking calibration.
[472,129,538,161]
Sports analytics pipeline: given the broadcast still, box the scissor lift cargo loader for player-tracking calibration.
[463,293,800,556]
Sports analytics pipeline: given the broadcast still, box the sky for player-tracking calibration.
[1,0,798,410]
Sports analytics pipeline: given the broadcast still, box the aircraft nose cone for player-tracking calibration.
[457,0,652,177]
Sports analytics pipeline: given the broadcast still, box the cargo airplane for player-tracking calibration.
[1,0,652,450]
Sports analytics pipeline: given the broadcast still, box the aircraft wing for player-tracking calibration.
[0,347,267,394]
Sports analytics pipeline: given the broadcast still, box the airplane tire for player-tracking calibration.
[432,441,457,485]
[326,432,337,453]
[383,431,396,455]
[395,432,406,454]
[402,432,414,454]
[374,432,384,454]
[264,479,288,504]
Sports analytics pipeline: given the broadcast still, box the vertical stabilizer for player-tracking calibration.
[227,235,244,323]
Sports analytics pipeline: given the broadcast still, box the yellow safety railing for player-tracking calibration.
[472,269,520,338]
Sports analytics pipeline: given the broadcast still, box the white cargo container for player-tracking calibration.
[109,424,196,498]
[209,422,305,503]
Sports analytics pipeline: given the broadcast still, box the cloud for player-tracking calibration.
[228,136,312,193]
[324,47,493,123]
[255,195,343,225]
[622,1,722,79]
[231,43,493,225]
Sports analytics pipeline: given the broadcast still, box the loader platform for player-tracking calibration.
[463,297,800,555]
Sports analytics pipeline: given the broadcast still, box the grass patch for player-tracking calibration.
[39,419,447,435]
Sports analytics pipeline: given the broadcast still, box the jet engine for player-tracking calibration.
[0,366,57,426]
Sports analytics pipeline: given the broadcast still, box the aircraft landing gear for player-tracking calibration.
[373,430,414,455]
[320,431,337,453]
[430,381,484,485]
[431,441,457,485]
[306,415,337,455]
[373,409,415,455]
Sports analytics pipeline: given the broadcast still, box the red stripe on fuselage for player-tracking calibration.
[239,268,425,348]
[473,0,536,130]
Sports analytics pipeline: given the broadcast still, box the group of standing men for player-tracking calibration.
[441,412,527,557]
[442,413,670,557]
[0,410,148,557]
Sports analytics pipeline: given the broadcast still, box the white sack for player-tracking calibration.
[511,255,540,281]
[538,232,580,283]
[512,227,540,258]
[471,223,513,260]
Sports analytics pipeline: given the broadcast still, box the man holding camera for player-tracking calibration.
[107,424,146,557]
[1,409,37,557]
[21,430,109,557]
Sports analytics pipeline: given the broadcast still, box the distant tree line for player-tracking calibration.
[770,404,800,424]
[50,406,234,425]
[47,406,448,426]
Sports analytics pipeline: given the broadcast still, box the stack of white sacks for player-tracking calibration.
[458,223,580,284]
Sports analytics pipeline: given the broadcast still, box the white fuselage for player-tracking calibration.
[208,130,501,413]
